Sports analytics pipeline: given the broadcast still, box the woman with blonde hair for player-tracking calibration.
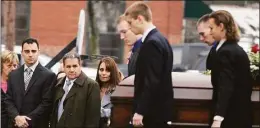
[95,57,122,128]
[1,50,19,128]
[208,10,253,128]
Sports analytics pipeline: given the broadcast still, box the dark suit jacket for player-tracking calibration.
[134,28,174,122]
[5,64,56,128]
[1,89,8,128]
[128,39,142,77]
[207,40,253,128]
[50,72,100,128]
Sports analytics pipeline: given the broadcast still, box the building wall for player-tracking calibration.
[30,1,86,56]
[29,1,184,62]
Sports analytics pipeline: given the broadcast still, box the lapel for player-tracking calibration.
[143,28,158,44]
[54,77,66,103]
[64,71,86,102]
[18,65,26,92]
[24,64,43,95]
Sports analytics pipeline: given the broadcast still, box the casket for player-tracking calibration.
[111,72,260,128]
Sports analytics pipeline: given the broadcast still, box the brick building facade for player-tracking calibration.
[3,1,184,64]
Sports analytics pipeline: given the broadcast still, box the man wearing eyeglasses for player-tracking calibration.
[117,14,142,77]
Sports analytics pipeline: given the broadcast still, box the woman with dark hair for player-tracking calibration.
[96,57,122,128]
[208,10,253,128]
[1,50,19,128]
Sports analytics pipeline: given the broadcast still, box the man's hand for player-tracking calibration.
[14,115,31,128]
[132,113,143,127]
[211,120,221,128]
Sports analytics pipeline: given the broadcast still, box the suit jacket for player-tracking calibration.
[128,39,142,77]
[5,64,56,128]
[1,89,8,128]
[134,28,174,122]
[50,72,100,128]
[207,40,253,128]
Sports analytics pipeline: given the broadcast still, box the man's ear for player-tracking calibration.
[220,23,225,31]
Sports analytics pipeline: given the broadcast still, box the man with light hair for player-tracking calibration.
[117,14,142,77]
[124,2,174,127]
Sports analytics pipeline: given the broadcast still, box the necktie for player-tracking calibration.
[57,80,71,121]
[24,68,32,90]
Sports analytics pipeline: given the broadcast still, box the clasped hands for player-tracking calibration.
[14,115,31,128]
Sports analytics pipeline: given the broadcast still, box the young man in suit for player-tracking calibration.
[124,2,174,128]
[5,38,56,128]
[50,53,100,128]
[117,15,142,77]
[208,10,253,128]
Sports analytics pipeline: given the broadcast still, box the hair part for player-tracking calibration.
[1,50,19,74]
[124,1,152,22]
[209,10,240,42]
[22,37,39,50]
[117,14,127,25]
[62,53,81,65]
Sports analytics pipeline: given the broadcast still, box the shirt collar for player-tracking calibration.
[24,61,39,72]
[141,25,156,43]
[65,77,77,84]
[216,39,226,51]
[219,39,226,44]
[64,77,77,90]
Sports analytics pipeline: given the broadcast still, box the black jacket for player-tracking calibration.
[207,40,253,128]
[5,64,56,128]
[134,28,174,122]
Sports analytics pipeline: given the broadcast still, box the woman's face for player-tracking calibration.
[2,59,18,78]
[98,62,111,83]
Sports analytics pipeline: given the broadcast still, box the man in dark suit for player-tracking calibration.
[208,10,253,128]
[125,2,174,128]
[5,38,56,128]
[117,15,142,77]
[50,53,100,128]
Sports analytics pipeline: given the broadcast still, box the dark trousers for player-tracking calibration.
[99,117,109,128]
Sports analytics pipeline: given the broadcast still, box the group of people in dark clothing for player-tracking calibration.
[1,1,254,128]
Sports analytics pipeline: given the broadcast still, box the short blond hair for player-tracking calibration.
[117,14,127,24]
[124,1,152,22]
[1,50,19,73]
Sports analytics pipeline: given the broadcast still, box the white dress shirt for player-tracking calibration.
[24,61,39,72]
[141,25,156,43]
[216,39,226,51]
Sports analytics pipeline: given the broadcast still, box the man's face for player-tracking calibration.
[22,42,39,66]
[63,58,81,80]
[125,15,142,35]
[208,18,223,41]
[117,20,137,46]
[197,22,215,46]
